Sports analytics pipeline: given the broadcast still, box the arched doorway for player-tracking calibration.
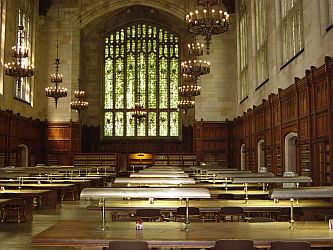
[240,144,245,170]
[18,144,29,167]
[284,132,298,174]
[257,140,266,172]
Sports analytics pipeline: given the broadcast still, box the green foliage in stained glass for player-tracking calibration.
[104,112,113,136]
[170,59,178,108]
[126,53,135,109]
[115,112,124,136]
[159,112,168,137]
[126,113,135,136]
[148,112,157,136]
[159,57,168,109]
[115,58,124,109]
[148,52,157,108]
[170,112,179,136]
[103,23,180,138]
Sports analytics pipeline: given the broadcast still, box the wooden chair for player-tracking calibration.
[218,207,245,222]
[275,207,304,222]
[211,239,255,250]
[107,241,150,250]
[247,216,275,223]
[133,209,162,221]
[2,198,27,223]
[270,241,311,250]
[217,193,235,200]
[173,207,205,222]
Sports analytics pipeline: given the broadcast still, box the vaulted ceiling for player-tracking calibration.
[38,0,234,17]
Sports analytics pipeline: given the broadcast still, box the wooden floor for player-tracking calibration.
[0,200,99,250]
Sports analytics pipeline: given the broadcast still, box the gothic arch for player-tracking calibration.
[284,132,298,174]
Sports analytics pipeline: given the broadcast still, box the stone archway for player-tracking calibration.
[240,144,245,170]
[257,139,266,172]
[284,132,298,174]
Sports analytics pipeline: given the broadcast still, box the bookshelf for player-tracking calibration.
[265,146,272,172]
[275,145,282,176]
[73,153,117,172]
[319,142,330,185]
[0,152,4,168]
[154,153,197,167]
[300,144,310,177]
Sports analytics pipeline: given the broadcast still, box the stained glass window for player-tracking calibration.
[15,0,34,104]
[238,0,248,101]
[104,23,180,138]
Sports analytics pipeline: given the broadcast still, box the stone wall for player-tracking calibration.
[236,0,333,117]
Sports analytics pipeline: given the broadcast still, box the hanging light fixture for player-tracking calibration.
[181,59,210,77]
[45,3,67,108]
[178,98,195,114]
[4,2,34,90]
[181,39,210,77]
[132,99,147,121]
[179,74,201,98]
[178,37,207,113]
[70,79,88,112]
[185,0,230,54]
[70,0,88,113]
[131,7,147,122]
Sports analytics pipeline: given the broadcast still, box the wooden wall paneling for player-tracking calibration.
[47,122,80,166]
[310,64,327,185]
[193,121,227,164]
[263,99,271,172]
[324,56,333,185]
[194,121,204,162]
[268,94,275,173]
[249,109,256,172]
[294,77,301,174]
[303,69,315,181]
[81,125,100,152]
[232,116,243,169]
[0,110,47,167]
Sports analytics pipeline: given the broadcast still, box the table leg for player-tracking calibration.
[289,198,295,230]
[100,198,108,230]
[244,183,248,204]
[182,198,191,231]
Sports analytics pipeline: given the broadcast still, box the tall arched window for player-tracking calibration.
[104,23,180,138]
[15,0,34,103]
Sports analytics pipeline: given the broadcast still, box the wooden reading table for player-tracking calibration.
[31,220,333,250]
[81,187,210,231]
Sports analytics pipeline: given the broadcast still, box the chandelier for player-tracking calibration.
[178,99,195,114]
[4,25,34,90]
[187,42,204,57]
[45,57,67,108]
[45,4,67,108]
[132,46,147,121]
[179,74,201,98]
[132,98,147,121]
[181,59,210,77]
[70,79,88,112]
[185,0,230,54]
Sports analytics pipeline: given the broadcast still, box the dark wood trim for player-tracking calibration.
[280,48,305,70]
[255,78,269,91]
[326,23,333,32]
[240,96,248,104]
